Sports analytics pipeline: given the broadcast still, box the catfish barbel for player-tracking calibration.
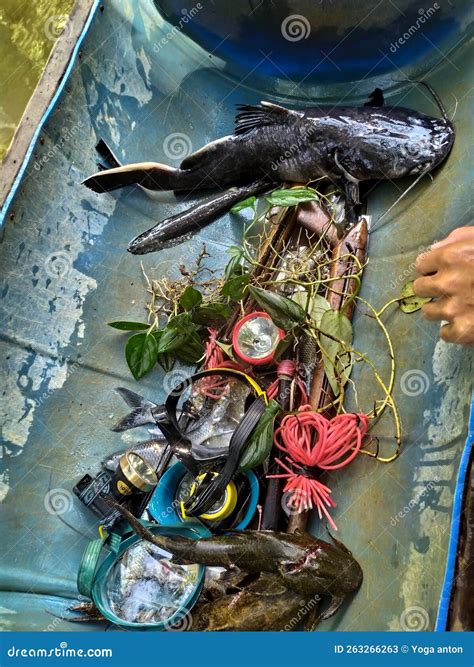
[83,84,454,253]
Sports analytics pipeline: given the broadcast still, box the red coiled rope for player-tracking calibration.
[199,328,246,399]
[269,407,369,530]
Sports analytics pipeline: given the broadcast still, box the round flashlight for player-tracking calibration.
[232,311,284,366]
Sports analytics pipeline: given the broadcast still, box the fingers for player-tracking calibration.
[440,319,474,345]
[415,246,442,275]
[414,269,463,298]
[421,297,453,321]
[413,275,444,298]
[431,226,474,249]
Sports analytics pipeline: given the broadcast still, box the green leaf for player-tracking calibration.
[230,196,256,214]
[319,310,353,397]
[157,325,187,355]
[191,303,232,327]
[174,338,204,364]
[152,330,174,372]
[291,292,331,327]
[239,400,281,471]
[266,187,319,207]
[108,321,149,331]
[125,333,158,380]
[224,246,245,280]
[157,317,204,363]
[249,286,306,331]
[399,280,432,313]
[179,285,202,311]
[222,273,250,301]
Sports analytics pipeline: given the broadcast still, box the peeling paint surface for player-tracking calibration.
[0,0,472,631]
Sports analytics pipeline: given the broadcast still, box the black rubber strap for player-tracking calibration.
[183,394,267,516]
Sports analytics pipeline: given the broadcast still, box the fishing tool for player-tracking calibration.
[102,437,171,475]
[76,522,207,630]
[73,471,123,528]
[270,407,369,530]
[232,312,284,366]
[112,368,277,519]
[110,452,158,499]
[261,358,306,531]
[148,461,259,532]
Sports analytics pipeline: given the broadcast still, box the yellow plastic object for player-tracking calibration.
[180,473,238,522]
[207,367,268,405]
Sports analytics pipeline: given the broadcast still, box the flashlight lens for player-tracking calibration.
[236,316,280,359]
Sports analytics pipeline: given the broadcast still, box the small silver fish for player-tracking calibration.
[102,438,170,474]
[184,380,251,461]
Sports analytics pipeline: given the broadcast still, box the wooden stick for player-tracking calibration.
[287,217,369,534]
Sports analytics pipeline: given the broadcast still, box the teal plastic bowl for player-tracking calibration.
[91,524,206,630]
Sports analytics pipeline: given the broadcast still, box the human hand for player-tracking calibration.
[413,226,474,345]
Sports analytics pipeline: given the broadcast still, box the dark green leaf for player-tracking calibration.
[108,321,149,331]
[266,187,319,207]
[249,286,306,331]
[152,331,175,372]
[239,400,281,471]
[157,317,204,363]
[224,247,245,280]
[179,285,202,311]
[399,280,432,313]
[191,303,232,326]
[125,333,158,380]
[230,196,257,214]
[158,353,174,372]
[319,310,353,396]
[222,273,250,301]
[174,337,204,364]
[157,326,188,355]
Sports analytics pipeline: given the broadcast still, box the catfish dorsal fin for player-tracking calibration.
[234,101,302,136]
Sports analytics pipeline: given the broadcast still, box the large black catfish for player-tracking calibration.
[83,84,454,253]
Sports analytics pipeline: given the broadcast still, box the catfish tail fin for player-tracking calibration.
[82,161,181,193]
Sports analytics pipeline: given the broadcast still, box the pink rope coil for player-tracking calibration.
[198,329,247,399]
[269,406,369,530]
